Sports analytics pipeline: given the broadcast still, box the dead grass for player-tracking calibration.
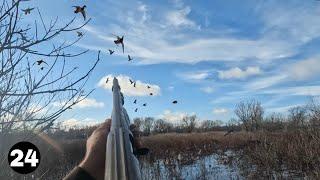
[141,130,320,178]
[242,130,320,178]
[1,130,319,179]
[141,131,255,164]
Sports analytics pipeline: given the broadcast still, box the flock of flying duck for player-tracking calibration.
[22,5,178,113]
[106,35,178,113]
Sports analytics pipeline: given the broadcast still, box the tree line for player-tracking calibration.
[37,97,320,140]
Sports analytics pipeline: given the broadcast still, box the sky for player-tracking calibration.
[20,0,320,127]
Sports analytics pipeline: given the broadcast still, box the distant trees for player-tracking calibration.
[133,117,154,135]
[307,99,320,127]
[142,117,154,135]
[235,99,264,131]
[288,106,307,128]
[263,113,285,132]
[200,120,223,131]
[130,97,320,134]
[182,115,196,133]
[233,97,320,132]
[48,96,320,137]
[129,115,231,134]
[200,120,215,131]
[153,119,173,133]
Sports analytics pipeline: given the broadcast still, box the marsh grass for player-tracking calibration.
[141,130,320,178]
[240,129,320,178]
[0,129,319,179]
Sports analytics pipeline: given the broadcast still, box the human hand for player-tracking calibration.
[79,119,111,180]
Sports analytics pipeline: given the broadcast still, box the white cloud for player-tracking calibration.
[245,57,320,91]
[171,0,184,8]
[138,4,147,12]
[244,56,320,92]
[76,98,105,108]
[98,74,161,97]
[134,38,294,64]
[211,96,238,105]
[262,85,320,96]
[158,110,195,124]
[246,74,287,90]
[180,71,210,81]
[60,118,101,129]
[212,108,228,115]
[168,86,175,91]
[218,66,262,80]
[266,104,303,114]
[53,98,104,109]
[166,6,196,28]
[78,0,320,65]
[200,87,214,94]
[137,2,149,23]
[79,12,296,65]
[261,2,320,43]
[27,104,47,115]
[288,58,320,80]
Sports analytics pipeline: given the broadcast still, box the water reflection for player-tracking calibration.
[140,152,243,180]
[139,150,312,179]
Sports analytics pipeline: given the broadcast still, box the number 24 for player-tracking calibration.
[10,149,39,167]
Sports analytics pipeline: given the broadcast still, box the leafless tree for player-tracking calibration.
[235,99,264,131]
[307,97,320,128]
[181,115,196,133]
[0,0,100,134]
[227,118,239,129]
[263,112,285,132]
[200,119,223,132]
[288,106,307,128]
[200,120,215,131]
[142,117,154,135]
[153,119,173,134]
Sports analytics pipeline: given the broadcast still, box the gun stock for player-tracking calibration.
[105,78,141,180]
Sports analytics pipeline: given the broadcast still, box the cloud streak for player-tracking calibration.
[60,118,101,129]
[218,66,262,80]
[180,70,210,81]
[212,108,228,115]
[200,87,214,93]
[166,6,196,28]
[78,1,301,65]
[288,58,320,80]
[53,98,105,109]
[158,110,195,124]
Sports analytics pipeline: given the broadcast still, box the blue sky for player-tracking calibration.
[23,0,320,126]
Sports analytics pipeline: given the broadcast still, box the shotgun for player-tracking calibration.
[105,78,141,180]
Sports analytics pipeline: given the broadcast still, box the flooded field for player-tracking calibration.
[139,151,315,180]
[140,152,242,180]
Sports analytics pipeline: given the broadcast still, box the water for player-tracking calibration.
[140,152,243,180]
[139,151,312,179]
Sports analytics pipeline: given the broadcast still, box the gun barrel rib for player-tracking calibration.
[105,78,141,180]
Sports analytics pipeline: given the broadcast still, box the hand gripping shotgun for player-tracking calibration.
[105,78,141,180]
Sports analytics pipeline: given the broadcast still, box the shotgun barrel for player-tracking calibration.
[105,78,141,180]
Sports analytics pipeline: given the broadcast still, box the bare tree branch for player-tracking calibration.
[0,0,100,134]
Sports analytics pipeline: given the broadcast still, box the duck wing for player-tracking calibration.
[121,42,124,53]
[81,10,86,20]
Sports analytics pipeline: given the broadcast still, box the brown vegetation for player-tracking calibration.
[1,97,320,179]
[141,131,254,162]
[242,130,320,178]
[1,127,319,179]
